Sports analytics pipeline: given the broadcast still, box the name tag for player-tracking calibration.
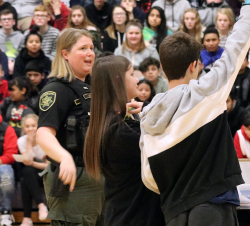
[83,93,91,99]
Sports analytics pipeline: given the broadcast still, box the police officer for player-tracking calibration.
[36,28,104,226]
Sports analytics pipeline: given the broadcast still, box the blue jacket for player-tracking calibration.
[201,46,224,68]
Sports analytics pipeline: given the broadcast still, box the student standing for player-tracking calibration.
[139,3,250,225]
[84,55,165,226]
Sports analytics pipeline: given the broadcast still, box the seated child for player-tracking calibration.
[139,57,168,94]
[201,26,224,73]
[135,79,156,102]
[0,113,18,226]
[233,51,250,108]
[234,110,250,158]
[139,4,250,225]
[0,64,9,104]
[18,114,48,226]
[227,88,246,137]
[25,60,47,91]
[0,77,38,137]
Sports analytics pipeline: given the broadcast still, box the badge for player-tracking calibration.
[39,91,56,111]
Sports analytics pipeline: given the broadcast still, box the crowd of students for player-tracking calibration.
[0,0,247,225]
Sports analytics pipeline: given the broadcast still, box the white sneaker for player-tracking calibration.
[0,213,15,226]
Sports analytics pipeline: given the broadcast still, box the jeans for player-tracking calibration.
[0,165,15,212]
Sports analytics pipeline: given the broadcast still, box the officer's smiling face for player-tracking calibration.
[63,35,95,80]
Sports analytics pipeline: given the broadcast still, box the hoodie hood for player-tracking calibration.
[140,84,189,135]
[19,48,46,61]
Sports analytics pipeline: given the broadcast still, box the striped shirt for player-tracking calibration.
[219,30,232,49]
[24,26,59,61]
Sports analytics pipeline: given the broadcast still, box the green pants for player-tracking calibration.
[41,164,104,226]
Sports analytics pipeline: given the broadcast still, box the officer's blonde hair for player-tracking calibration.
[49,28,93,82]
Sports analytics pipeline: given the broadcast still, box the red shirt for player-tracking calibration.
[0,79,9,104]
[31,2,70,31]
[0,115,18,164]
[234,125,250,158]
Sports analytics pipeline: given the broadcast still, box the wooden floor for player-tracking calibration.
[12,211,50,225]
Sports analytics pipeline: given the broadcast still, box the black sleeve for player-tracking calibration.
[38,82,74,131]
[102,30,115,52]
[0,52,9,76]
[13,56,24,77]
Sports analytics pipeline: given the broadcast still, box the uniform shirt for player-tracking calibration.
[38,78,91,156]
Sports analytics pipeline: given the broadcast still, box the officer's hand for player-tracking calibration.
[126,99,143,114]
[59,154,76,192]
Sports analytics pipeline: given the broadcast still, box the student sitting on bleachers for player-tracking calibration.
[66,5,102,53]
[114,19,159,69]
[0,77,38,137]
[201,26,224,73]
[198,0,229,27]
[179,8,205,43]
[139,57,168,94]
[135,79,156,103]
[234,110,250,158]
[25,5,59,61]
[216,8,235,49]
[18,114,48,226]
[0,9,24,76]
[13,27,51,78]
[143,6,172,52]
[25,60,47,92]
[0,113,18,226]
[103,6,129,53]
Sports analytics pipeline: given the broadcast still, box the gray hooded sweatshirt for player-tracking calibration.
[114,45,159,68]
[198,1,229,27]
[0,29,24,60]
[152,0,191,32]
[140,5,250,223]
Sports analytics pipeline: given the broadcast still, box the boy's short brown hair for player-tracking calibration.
[159,31,203,81]
[34,5,50,14]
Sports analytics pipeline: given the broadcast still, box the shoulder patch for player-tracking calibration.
[39,91,56,111]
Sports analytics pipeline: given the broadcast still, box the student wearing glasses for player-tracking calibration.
[103,6,129,53]
[0,9,25,78]
[25,5,59,61]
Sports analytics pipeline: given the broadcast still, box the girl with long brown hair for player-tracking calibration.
[66,5,97,31]
[179,8,205,43]
[84,55,165,226]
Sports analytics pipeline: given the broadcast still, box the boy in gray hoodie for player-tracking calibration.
[0,9,24,75]
[139,3,250,226]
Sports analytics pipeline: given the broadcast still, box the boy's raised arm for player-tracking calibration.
[197,4,250,104]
